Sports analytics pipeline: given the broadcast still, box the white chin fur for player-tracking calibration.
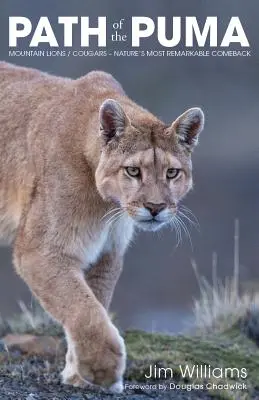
[109,379,124,393]
[136,221,166,232]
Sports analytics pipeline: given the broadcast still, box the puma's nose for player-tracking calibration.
[143,202,166,217]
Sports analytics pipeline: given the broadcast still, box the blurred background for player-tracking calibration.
[0,0,258,333]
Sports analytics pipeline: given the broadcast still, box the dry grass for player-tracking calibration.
[192,219,259,334]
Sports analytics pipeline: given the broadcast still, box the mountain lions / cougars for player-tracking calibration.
[0,62,205,392]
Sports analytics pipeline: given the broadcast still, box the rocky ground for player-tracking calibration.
[0,375,212,400]
[1,311,259,399]
[0,334,212,400]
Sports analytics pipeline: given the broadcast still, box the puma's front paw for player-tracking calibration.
[62,316,126,393]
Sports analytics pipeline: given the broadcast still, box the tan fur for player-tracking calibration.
[0,62,204,392]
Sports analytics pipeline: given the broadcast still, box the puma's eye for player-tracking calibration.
[166,168,180,179]
[125,166,141,178]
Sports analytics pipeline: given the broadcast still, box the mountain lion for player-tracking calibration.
[0,62,204,392]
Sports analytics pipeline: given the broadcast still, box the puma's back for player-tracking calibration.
[0,62,68,240]
[0,62,115,240]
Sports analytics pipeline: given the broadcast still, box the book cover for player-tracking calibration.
[0,1,258,399]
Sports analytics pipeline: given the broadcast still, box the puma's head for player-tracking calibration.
[95,99,204,231]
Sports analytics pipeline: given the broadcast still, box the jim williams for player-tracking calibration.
[145,364,248,379]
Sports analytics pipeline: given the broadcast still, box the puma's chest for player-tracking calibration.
[86,227,110,265]
[79,215,134,267]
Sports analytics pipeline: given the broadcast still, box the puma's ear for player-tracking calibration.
[99,99,130,143]
[172,108,205,150]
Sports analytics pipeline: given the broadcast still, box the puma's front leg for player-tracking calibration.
[85,252,123,310]
[13,239,126,393]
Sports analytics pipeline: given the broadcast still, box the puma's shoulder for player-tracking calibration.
[0,63,124,106]
[75,70,125,96]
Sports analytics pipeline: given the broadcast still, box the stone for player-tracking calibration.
[1,334,65,357]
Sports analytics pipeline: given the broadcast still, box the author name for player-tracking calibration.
[145,364,248,380]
